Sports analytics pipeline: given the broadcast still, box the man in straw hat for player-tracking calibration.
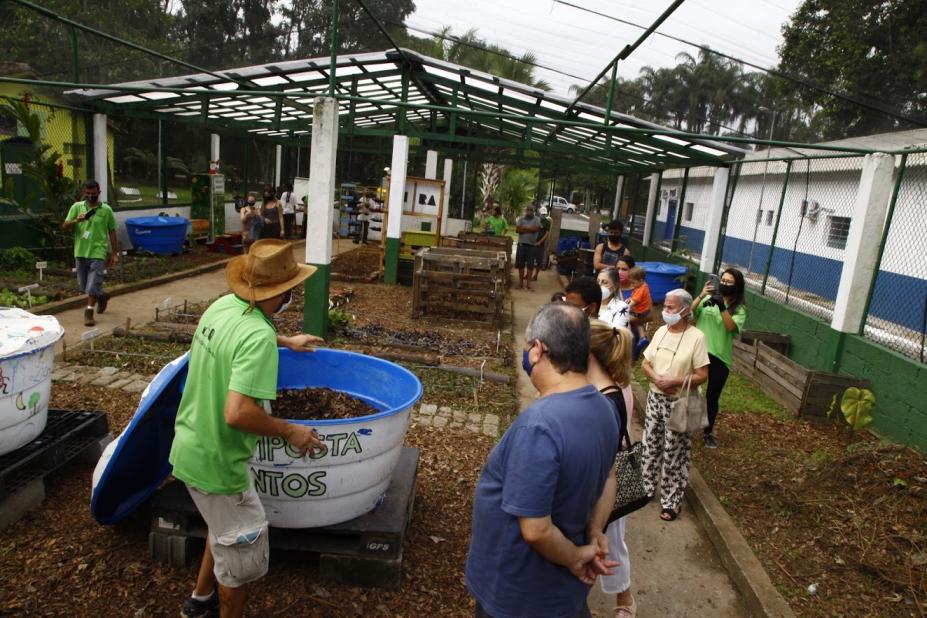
[170,239,326,618]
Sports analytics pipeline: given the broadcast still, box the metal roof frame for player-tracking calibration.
[63,49,747,174]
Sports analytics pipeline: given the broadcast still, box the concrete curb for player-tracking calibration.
[686,467,796,618]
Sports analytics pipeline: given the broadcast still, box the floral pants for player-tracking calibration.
[641,390,693,512]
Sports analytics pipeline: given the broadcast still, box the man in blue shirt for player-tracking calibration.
[466,302,619,618]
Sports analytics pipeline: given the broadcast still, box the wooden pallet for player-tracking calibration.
[451,233,513,272]
[149,447,419,590]
[412,248,505,324]
[732,330,790,380]
[0,409,111,529]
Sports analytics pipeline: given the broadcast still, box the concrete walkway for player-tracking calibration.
[509,269,748,618]
[53,239,358,356]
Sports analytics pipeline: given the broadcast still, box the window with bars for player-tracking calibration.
[826,216,851,249]
[684,202,693,221]
[755,209,763,224]
[766,210,774,226]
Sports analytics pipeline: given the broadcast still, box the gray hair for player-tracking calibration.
[665,288,695,321]
[526,303,589,374]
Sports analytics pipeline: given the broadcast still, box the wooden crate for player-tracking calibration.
[449,233,513,272]
[753,342,869,419]
[412,247,505,324]
[731,330,791,380]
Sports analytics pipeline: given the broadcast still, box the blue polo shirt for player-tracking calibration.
[466,385,619,618]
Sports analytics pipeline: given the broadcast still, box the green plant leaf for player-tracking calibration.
[840,387,875,432]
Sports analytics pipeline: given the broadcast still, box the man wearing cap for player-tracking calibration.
[170,239,326,618]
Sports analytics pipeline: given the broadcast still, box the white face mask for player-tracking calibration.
[662,309,683,326]
[600,285,612,301]
[273,290,293,316]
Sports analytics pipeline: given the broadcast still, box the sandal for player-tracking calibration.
[660,508,679,521]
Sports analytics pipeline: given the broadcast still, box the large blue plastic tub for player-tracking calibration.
[638,261,688,303]
[125,216,188,254]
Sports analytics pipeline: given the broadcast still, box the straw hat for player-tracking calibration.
[226,239,317,305]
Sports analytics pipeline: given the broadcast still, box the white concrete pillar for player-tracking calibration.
[641,172,660,246]
[612,175,624,220]
[699,167,731,274]
[210,133,220,167]
[303,97,340,335]
[384,135,410,283]
[831,153,896,333]
[441,158,453,236]
[306,98,339,265]
[92,113,108,201]
[274,144,283,188]
[425,150,438,180]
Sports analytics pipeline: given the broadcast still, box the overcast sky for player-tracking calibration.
[406,0,803,97]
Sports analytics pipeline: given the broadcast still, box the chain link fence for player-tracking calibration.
[864,152,927,361]
[720,156,863,322]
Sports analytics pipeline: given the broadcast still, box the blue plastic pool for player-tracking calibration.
[125,216,188,254]
[637,261,688,303]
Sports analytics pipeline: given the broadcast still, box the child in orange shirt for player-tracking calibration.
[627,266,652,345]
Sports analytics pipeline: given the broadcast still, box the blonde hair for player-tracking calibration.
[629,266,646,282]
[589,319,633,388]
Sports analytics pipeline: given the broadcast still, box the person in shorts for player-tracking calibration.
[169,239,326,618]
[532,209,551,281]
[515,204,540,290]
[61,179,118,327]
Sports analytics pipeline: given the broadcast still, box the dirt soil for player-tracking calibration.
[275,388,378,420]
[695,413,927,617]
[331,246,381,278]
[67,337,188,375]
[0,382,496,617]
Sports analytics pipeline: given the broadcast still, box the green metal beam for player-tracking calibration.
[761,159,792,293]
[670,166,690,252]
[329,0,339,97]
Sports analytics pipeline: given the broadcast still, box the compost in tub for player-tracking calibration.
[91,347,422,529]
[0,309,64,456]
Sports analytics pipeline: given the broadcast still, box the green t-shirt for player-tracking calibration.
[169,294,279,494]
[65,201,117,260]
[695,302,747,368]
[487,215,508,236]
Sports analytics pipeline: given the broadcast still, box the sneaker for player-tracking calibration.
[96,293,110,314]
[703,433,718,449]
[181,590,218,618]
[84,308,95,327]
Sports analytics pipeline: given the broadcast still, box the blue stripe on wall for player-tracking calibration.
[678,224,705,253]
[721,236,927,333]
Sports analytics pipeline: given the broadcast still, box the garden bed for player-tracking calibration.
[0,245,230,307]
[692,376,927,617]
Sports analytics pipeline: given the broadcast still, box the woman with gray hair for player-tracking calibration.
[640,289,709,521]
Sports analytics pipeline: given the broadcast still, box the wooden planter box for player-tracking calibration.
[732,330,790,380]
[752,342,869,419]
[450,233,513,272]
[412,247,506,325]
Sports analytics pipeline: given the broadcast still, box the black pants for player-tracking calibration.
[283,213,296,238]
[705,353,730,435]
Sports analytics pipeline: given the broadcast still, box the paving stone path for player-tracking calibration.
[413,403,500,438]
[52,363,155,394]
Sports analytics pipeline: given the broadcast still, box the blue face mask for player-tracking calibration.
[522,341,538,376]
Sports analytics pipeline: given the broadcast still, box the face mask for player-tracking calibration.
[600,285,612,301]
[87,194,99,204]
[525,214,534,220]
[662,310,683,326]
[719,283,736,296]
[618,270,629,283]
[273,290,293,316]
[608,235,622,243]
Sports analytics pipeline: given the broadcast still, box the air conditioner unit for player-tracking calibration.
[805,200,821,222]
[661,190,669,199]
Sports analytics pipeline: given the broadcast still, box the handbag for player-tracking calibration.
[667,372,708,434]
[608,433,651,523]
[600,387,651,524]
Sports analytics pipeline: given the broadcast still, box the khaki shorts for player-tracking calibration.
[186,483,269,588]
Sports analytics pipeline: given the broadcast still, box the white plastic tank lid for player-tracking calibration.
[0,308,65,358]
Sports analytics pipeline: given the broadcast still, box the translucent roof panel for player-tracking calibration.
[64,49,745,173]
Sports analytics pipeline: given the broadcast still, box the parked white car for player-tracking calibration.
[540,196,575,214]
